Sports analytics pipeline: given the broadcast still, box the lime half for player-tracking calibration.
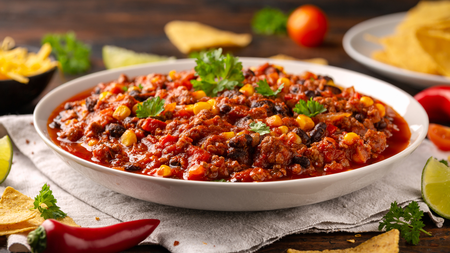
[0,135,13,184]
[422,157,450,219]
[102,45,175,69]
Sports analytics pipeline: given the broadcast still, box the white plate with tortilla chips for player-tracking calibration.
[343,12,450,88]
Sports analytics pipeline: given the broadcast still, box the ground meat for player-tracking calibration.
[253,136,293,168]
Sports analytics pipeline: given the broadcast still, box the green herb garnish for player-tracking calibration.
[251,7,288,35]
[249,122,270,135]
[255,79,283,96]
[32,183,67,220]
[41,32,91,74]
[138,84,143,90]
[379,201,431,245]
[293,97,327,117]
[136,96,165,118]
[122,86,128,92]
[439,159,449,166]
[190,48,244,97]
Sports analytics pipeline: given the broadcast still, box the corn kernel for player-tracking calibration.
[185,104,194,112]
[169,70,180,80]
[192,90,207,100]
[376,103,386,117]
[165,102,176,112]
[157,165,172,177]
[132,102,142,114]
[287,132,302,144]
[296,115,315,131]
[273,64,284,73]
[211,106,220,115]
[193,102,212,114]
[151,76,160,83]
[343,132,360,145]
[239,84,254,97]
[360,96,374,107]
[277,77,291,87]
[88,139,98,146]
[270,130,278,136]
[128,86,140,92]
[99,91,112,101]
[278,125,289,134]
[237,131,245,136]
[207,99,216,106]
[266,115,283,127]
[120,130,137,147]
[113,105,131,120]
[222,132,235,139]
[188,164,205,178]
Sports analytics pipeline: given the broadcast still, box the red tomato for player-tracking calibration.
[428,124,450,151]
[287,5,328,47]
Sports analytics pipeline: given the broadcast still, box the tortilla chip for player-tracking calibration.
[397,1,450,32]
[0,186,79,236]
[0,208,34,225]
[416,21,450,77]
[165,20,252,54]
[287,229,399,253]
[269,54,328,65]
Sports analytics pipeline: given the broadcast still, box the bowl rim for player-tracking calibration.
[33,57,428,188]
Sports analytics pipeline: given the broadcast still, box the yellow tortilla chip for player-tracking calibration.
[416,21,450,77]
[0,208,34,225]
[0,186,79,236]
[287,229,399,253]
[397,1,450,32]
[165,20,252,54]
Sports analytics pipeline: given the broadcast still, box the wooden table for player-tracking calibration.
[1,0,449,252]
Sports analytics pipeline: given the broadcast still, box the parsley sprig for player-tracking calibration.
[293,97,327,117]
[251,7,288,35]
[379,201,431,245]
[255,79,283,97]
[33,183,67,220]
[249,122,270,135]
[41,32,91,74]
[190,48,244,97]
[136,96,165,118]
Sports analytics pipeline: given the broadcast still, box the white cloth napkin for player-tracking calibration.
[1,115,446,253]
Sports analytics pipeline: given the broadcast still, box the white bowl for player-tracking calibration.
[343,12,450,88]
[34,58,428,211]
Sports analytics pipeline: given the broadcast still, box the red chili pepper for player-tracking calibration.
[414,85,450,123]
[27,219,160,253]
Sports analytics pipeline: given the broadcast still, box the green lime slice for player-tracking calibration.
[422,157,450,219]
[102,45,175,69]
[0,135,13,184]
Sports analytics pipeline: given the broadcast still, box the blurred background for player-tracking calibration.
[1,0,421,114]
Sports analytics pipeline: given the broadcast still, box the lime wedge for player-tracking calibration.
[422,157,450,219]
[102,45,175,69]
[0,135,13,184]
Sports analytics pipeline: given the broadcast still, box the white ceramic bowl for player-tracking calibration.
[34,58,428,211]
[343,12,450,88]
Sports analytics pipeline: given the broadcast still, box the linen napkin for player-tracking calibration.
[1,115,446,253]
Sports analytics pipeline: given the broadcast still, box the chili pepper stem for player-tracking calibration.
[27,226,47,253]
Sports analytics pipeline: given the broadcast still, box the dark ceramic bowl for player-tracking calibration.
[0,46,57,110]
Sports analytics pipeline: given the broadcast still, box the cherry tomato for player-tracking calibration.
[428,124,450,151]
[287,5,328,47]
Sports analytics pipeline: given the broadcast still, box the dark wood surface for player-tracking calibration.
[1,0,448,252]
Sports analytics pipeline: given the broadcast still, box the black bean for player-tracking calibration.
[292,155,310,168]
[64,102,73,110]
[290,85,301,94]
[169,157,181,167]
[128,89,140,97]
[305,90,316,100]
[93,87,102,94]
[250,99,275,114]
[227,147,251,165]
[321,76,333,82]
[274,103,291,117]
[310,122,327,143]
[296,79,305,85]
[243,69,255,78]
[49,121,60,129]
[124,164,141,172]
[293,128,311,146]
[85,97,97,112]
[229,134,252,149]
[354,113,365,123]
[376,120,387,130]
[106,123,126,138]
[219,104,232,113]
[323,85,341,94]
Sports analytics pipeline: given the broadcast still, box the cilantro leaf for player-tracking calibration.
[378,201,431,245]
[191,48,244,97]
[41,32,91,74]
[293,97,327,117]
[33,183,67,220]
[249,122,270,135]
[439,159,449,166]
[251,7,288,35]
[136,96,165,118]
[255,79,283,96]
